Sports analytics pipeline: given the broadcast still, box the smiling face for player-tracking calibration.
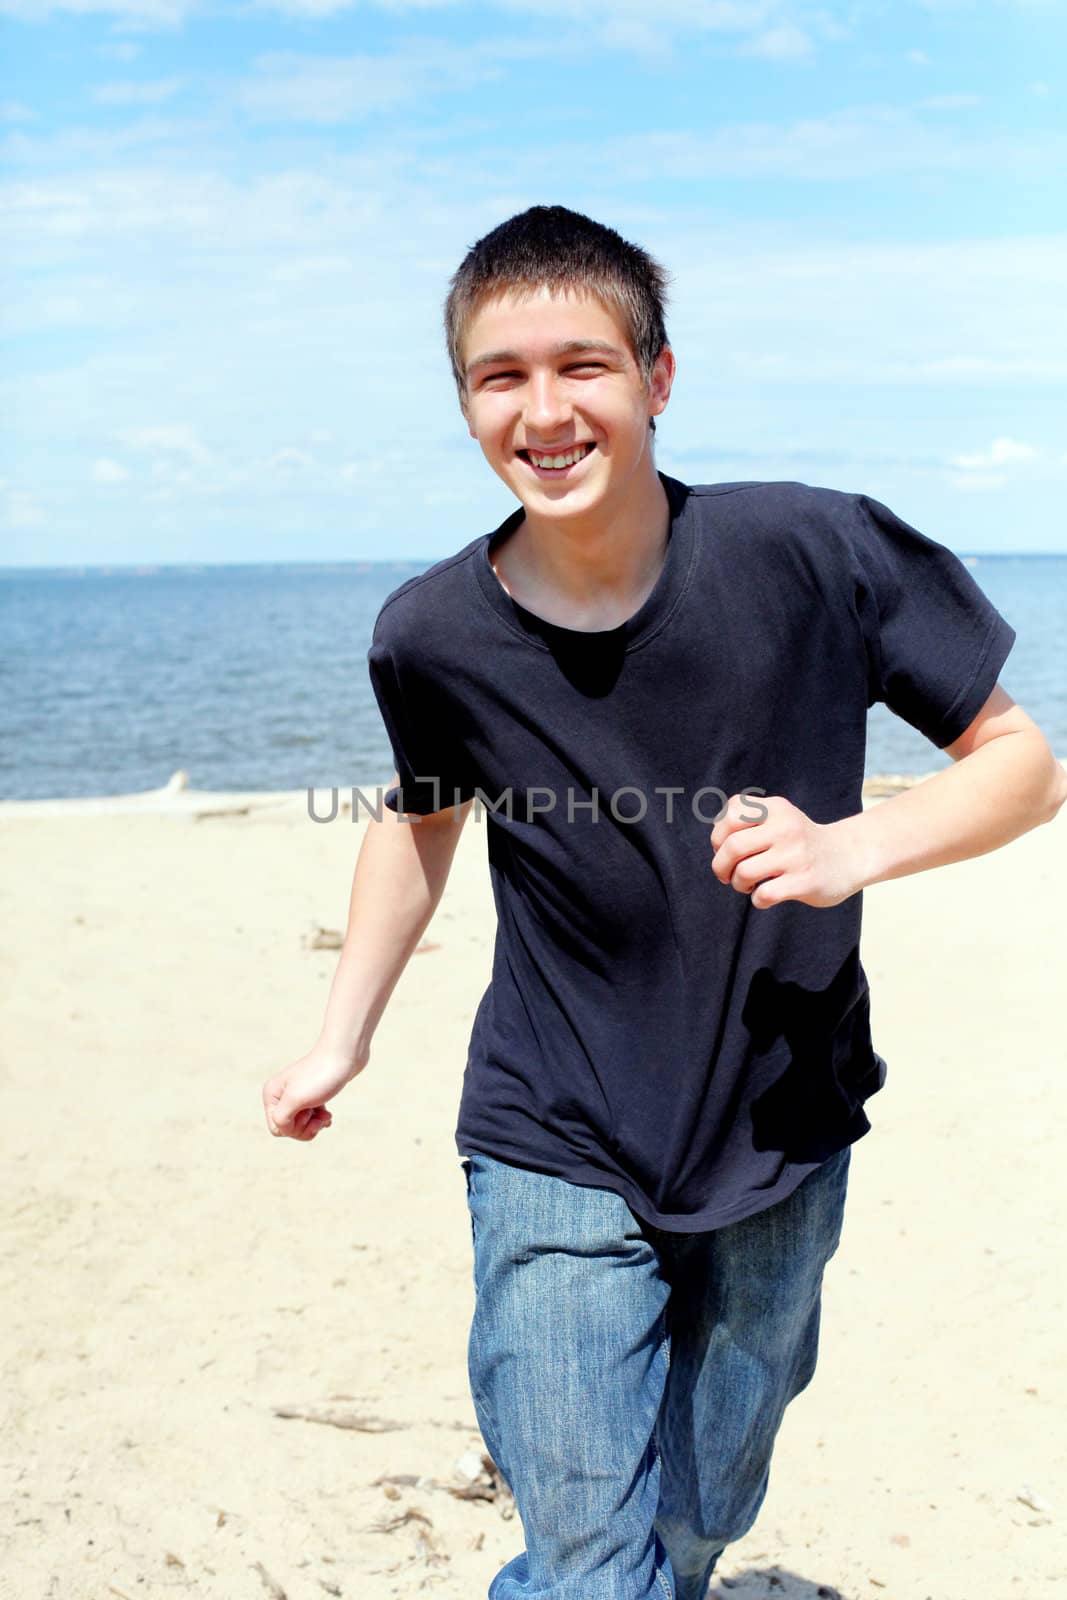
[459,286,675,530]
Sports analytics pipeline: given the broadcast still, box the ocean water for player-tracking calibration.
[1,554,1064,802]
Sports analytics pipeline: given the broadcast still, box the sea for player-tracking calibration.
[2,554,1065,802]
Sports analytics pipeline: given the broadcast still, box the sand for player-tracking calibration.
[1,772,1064,1600]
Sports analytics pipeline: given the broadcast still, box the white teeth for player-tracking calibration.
[528,444,591,469]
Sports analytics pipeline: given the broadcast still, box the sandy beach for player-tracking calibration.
[1,771,1064,1600]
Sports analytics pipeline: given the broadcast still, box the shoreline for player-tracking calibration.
[8,761,1059,818]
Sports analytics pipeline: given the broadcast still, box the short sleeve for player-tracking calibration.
[366,627,476,815]
[848,493,1017,748]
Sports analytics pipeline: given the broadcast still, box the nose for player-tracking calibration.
[523,368,571,436]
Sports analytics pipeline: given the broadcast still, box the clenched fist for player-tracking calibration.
[262,1044,365,1142]
[709,793,867,910]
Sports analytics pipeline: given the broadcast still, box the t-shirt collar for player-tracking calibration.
[473,472,695,653]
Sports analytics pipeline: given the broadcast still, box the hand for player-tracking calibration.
[261,1044,366,1142]
[709,793,866,910]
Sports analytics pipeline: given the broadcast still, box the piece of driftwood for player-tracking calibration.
[273,1405,407,1432]
[273,1403,480,1434]
[251,1560,288,1599]
[370,1507,435,1536]
[368,1506,449,1567]
[373,1451,516,1520]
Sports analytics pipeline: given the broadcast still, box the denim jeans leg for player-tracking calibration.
[653,1145,852,1600]
[463,1152,676,1600]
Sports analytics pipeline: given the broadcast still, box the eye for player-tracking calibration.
[480,370,522,387]
[566,363,606,375]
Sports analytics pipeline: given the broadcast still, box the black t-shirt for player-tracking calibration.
[366,474,1016,1231]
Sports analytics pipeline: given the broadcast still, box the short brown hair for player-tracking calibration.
[444,204,672,405]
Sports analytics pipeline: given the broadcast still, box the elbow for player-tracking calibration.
[1046,758,1067,824]
[1014,735,1067,826]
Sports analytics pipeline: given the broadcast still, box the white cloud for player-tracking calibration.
[118,425,210,460]
[0,0,192,22]
[98,41,142,63]
[0,0,819,49]
[0,0,775,25]
[1,102,34,123]
[93,79,186,107]
[920,93,983,110]
[261,0,460,13]
[910,357,1067,381]
[599,17,676,61]
[945,436,1040,495]
[494,0,777,24]
[488,0,816,59]
[93,457,130,483]
[237,47,504,124]
[3,148,1063,555]
[947,472,1008,492]
[659,231,1067,419]
[570,107,1067,182]
[2,487,44,528]
[269,447,314,470]
[741,25,814,60]
[907,49,932,66]
[0,0,778,19]
[950,437,1040,470]
[258,0,358,14]
[918,0,1058,9]
[2,117,218,173]
[695,352,1067,386]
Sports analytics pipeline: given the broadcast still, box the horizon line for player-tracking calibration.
[5,549,1067,576]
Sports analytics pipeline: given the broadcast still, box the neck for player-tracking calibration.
[499,459,671,625]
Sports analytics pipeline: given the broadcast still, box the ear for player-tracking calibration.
[648,345,675,420]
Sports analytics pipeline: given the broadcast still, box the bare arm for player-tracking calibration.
[319,777,473,1063]
[709,686,1067,910]
[834,687,1067,890]
[262,774,473,1140]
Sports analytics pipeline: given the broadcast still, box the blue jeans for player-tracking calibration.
[461,1144,851,1600]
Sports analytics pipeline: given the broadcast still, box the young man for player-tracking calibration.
[262,206,1066,1599]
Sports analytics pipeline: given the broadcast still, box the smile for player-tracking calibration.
[518,442,597,473]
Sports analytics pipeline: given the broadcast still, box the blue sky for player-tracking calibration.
[2,0,1065,565]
